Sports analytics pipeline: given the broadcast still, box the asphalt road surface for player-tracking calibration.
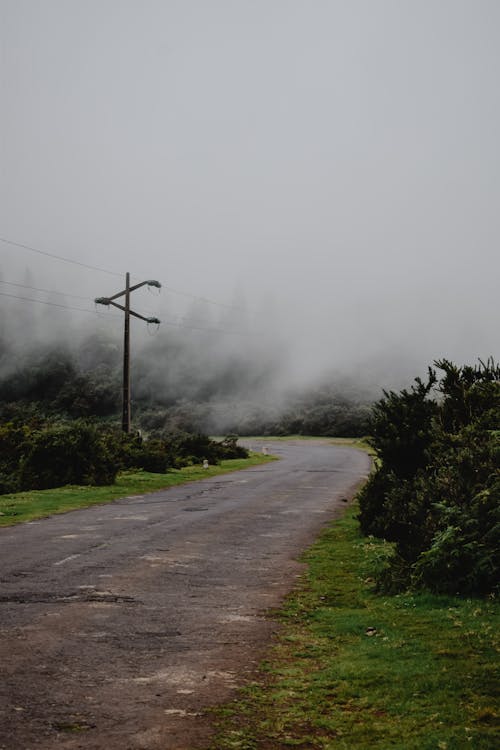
[0,440,370,750]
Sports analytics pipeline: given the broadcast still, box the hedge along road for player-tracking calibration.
[0,439,370,750]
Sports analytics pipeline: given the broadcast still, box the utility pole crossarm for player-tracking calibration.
[94,297,160,324]
[94,272,161,433]
[129,279,161,294]
[96,279,161,303]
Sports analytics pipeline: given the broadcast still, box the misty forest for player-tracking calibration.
[0,283,498,597]
[2,5,500,750]
[1,1,499,602]
[0,285,372,435]
[0,284,371,483]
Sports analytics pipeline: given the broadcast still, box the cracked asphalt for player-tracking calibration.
[0,440,370,750]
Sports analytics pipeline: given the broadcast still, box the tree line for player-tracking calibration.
[0,335,371,436]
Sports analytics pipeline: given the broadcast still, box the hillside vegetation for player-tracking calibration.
[0,327,371,437]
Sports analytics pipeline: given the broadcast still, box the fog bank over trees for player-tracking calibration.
[0,286,376,436]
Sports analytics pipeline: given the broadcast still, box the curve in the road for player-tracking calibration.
[0,439,370,750]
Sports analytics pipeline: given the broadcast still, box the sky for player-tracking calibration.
[1,0,499,387]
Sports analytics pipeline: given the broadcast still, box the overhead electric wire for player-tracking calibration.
[157,284,249,313]
[0,236,121,277]
[160,317,252,336]
[0,291,252,336]
[0,234,254,314]
[0,290,122,318]
[0,278,94,302]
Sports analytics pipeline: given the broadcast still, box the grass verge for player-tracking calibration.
[241,436,376,464]
[210,503,499,749]
[0,453,275,527]
[240,436,372,449]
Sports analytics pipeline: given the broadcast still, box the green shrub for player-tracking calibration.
[116,434,170,473]
[359,359,500,596]
[411,424,500,595]
[0,422,34,493]
[0,418,248,493]
[19,421,117,489]
[149,431,249,466]
[214,435,248,459]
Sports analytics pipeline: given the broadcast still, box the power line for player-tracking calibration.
[0,290,251,336]
[161,317,252,336]
[0,290,121,318]
[0,236,122,277]
[158,284,249,313]
[0,235,253,313]
[0,278,94,302]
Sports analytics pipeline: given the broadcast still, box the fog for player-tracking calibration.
[1,0,499,400]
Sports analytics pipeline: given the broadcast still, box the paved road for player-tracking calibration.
[0,440,370,750]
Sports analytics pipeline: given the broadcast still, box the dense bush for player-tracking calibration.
[359,360,500,596]
[19,421,118,490]
[0,422,32,494]
[0,419,119,493]
[105,431,171,474]
[215,434,249,459]
[147,431,248,467]
[0,418,249,494]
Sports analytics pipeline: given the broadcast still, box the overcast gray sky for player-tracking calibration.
[1,0,498,384]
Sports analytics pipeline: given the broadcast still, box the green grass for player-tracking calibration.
[211,503,499,749]
[239,435,371,447]
[0,453,275,527]
[240,436,375,461]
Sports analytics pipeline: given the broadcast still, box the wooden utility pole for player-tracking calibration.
[95,273,161,433]
[122,272,131,433]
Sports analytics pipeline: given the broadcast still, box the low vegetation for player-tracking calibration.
[211,503,499,749]
[359,359,499,596]
[0,417,248,495]
[212,362,499,747]
[1,337,497,747]
[0,453,274,527]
